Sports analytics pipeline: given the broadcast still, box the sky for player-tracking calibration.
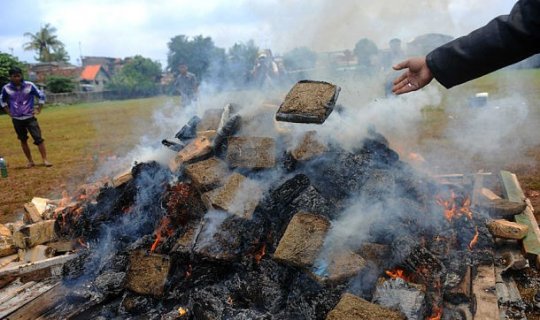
[0,0,516,68]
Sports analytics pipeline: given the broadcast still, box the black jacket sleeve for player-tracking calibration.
[426,0,540,88]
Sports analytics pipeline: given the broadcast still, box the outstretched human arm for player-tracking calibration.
[393,0,540,94]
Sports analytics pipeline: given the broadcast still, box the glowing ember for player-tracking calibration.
[150,216,174,252]
[427,306,442,320]
[385,268,411,282]
[468,226,479,250]
[178,307,188,317]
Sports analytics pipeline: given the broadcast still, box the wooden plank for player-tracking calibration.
[23,202,44,224]
[480,187,501,201]
[3,282,67,320]
[499,171,540,260]
[473,265,499,320]
[500,171,524,203]
[472,171,485,207]
[0,254,77,279]
[0,280,58,319]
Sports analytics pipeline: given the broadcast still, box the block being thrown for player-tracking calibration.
[276,80,340,124]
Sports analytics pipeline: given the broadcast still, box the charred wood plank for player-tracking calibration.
[2,282,67,320]
[495,267,527,320]
[445,265,472,304]
[500,170,540,266]
[0,253,77,280]
[0,280,59,319]
[472,264,499,320]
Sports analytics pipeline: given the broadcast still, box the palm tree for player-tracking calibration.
[23,23,65,62]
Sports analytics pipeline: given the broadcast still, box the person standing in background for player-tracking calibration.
[175,64,198,107]
[1,67,52,168]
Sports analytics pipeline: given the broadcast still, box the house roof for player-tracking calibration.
[80,64,106,81]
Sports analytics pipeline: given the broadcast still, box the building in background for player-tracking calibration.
[79,64,110,92]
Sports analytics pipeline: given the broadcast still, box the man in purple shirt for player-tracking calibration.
[1,67,52,167]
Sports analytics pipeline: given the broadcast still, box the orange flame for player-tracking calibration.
[150,216,174,253]
[427,306,442,320]
[254,243,266,264]
[77,238,89,249]
[468,226,479,250]
[385,268,411,282]
[436,191,473,222]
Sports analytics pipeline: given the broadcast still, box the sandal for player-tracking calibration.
[26,162,35,168]
[44,161,53,167]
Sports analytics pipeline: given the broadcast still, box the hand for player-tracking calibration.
[392,57,434,95]
[34,105,43,115]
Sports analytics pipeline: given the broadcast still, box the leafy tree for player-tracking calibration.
[46,75,75,93]
[283,47,318,70]
[353,38,379,67]
[50,46,70,63]
[167,35,226,81]
[106,55,162,97]
[0,52,26,88]
[23,23,69,62]
[226,40,259,88]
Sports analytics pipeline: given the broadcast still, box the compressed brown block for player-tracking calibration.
[276,80,340,124]
[273,212,330,268]
[197,109,223,132]
[226,136,276,169]
[201,173,262,219]
[291,130,327,161]
[326,293,406,320]
[12,220,57,249]
[184,157,230,191]
[310,250,366,284]
[478,198,527,217]
[125,250,171,297]
[487,219,529,240]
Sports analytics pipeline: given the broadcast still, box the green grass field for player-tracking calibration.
[0,96,177,222]
[1,69,539,224]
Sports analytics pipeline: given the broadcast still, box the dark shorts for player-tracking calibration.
[12,117,44,145]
